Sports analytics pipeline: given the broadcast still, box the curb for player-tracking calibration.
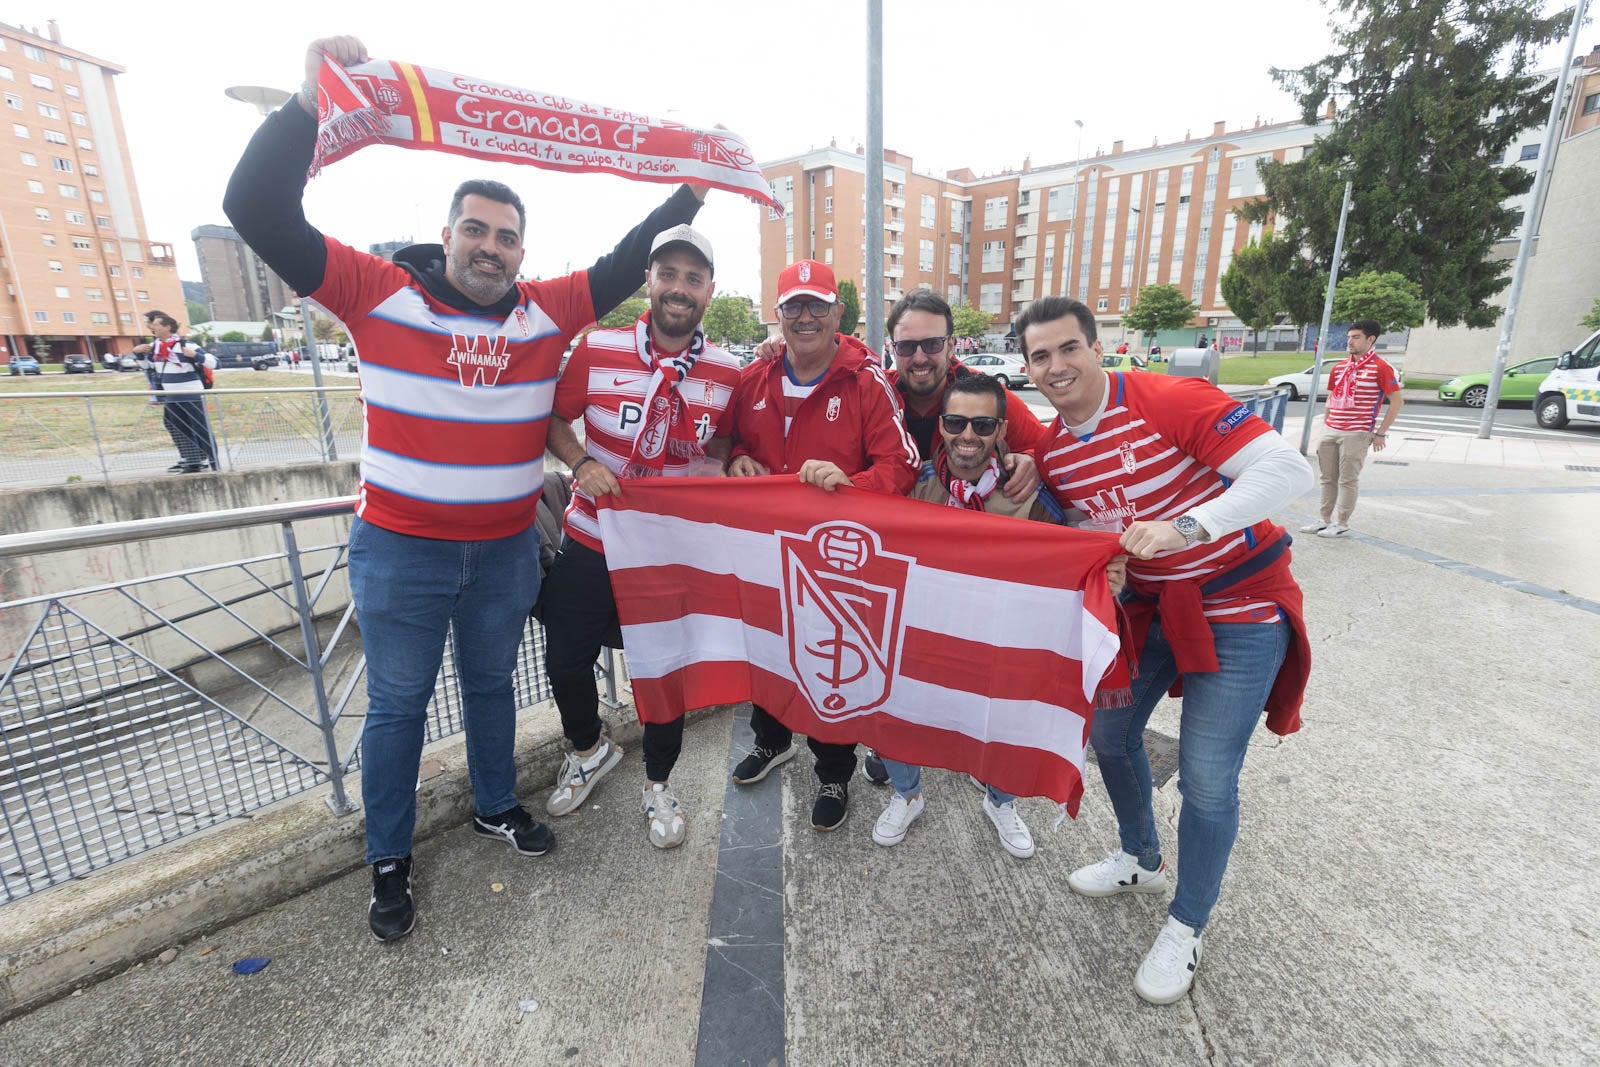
[0,695,673,1022]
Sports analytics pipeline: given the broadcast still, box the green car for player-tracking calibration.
[1437,357,1557,407]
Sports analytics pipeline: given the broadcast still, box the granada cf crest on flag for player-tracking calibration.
[779,522,910,721]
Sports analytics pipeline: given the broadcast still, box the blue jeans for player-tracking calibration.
[1090,618,1289,932]
[881,757,1015,806]
[347,516,541,864]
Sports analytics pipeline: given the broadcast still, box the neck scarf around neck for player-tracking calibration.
[1329,349,1376,406]
[935,445,1001,511]
[620,312,705,478]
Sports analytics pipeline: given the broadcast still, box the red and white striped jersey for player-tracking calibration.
[1324,353,1401,432]
[1038,373,1283,624]
[553,322,742,552]
[312,237,595,541]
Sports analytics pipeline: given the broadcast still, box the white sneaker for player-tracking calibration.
[1316,523,1351,538]
[1134,916,1204,1004]
[981,796,1034,859]
[1298,520,1330,533]
[643,782,686,849]
[545,736,624,816]
[1067,848,1169,896]
[871,793,925,847]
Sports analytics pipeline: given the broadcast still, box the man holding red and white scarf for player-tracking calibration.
[1301,318,1405,538]
[540,225,740,850]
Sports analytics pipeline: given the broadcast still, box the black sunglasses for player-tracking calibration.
[778,299,835,320]
[892,336,949,358]
[940,414,1002,436]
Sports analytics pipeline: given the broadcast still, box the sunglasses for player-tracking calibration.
[940,414,1002,436]
[892,336,949,358]
[778,299,835,320]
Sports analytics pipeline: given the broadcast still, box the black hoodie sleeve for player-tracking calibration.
[222,103,329,297]
[584,185,704,319]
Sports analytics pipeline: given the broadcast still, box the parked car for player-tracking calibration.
[964,352,1029,389]
[1533,328,1600,430]
[8,355,42,376]
[1437,357,1557,407]
[1270,357,1405,401]
[1101,353,1150,373]
[251,352,283,370]
[62,353,96,374]
[117,353,140,371]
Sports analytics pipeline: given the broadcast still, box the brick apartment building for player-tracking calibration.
[759,58,1584,346]
[0,20,183,363]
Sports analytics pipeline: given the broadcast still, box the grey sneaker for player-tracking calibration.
[643,782,687,849]
[546,736,624,816]
[1317,523,1351,538]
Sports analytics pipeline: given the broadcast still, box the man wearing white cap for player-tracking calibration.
[722,258,920,831]
[541,225,741,849]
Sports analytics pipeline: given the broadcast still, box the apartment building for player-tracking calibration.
[191,224,293,325]
[0,20,183,362]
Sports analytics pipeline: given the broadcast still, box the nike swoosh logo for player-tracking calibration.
[613,376,642,386]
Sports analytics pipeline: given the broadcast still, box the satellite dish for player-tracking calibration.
[225,85,293,116]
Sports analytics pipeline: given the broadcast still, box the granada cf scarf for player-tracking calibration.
[620,313,705,479]
[1328,349,1376,408]
[308,57,782,210]
[595,476,1126,814]
[933,447,1000,510]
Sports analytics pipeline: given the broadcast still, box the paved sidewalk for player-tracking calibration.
[2,459,1597,1064]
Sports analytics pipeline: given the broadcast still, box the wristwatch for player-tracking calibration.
[1173,514,1202,547]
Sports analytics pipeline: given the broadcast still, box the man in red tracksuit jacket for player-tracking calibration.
[721,259,919,831]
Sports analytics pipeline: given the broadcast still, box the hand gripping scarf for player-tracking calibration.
[619,313,705,479]
[307,57,781,211]
[934,446,1001,511]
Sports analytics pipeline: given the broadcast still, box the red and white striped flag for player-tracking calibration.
[595,477,1124,814]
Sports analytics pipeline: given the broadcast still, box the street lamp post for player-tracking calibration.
[1066,119,1084,300]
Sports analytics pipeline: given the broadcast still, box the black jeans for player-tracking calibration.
[162,395,216,468]
[749,704,856,785]
[542,537,683,781]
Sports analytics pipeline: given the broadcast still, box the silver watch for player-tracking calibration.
[1173,514,1201,547]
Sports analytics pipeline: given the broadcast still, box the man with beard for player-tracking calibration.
[223,35,711,941]
[540,226,740,849]
[723,259,920,831]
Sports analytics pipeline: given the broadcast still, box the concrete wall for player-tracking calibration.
[1405,126,1600,378]
[0,463,359,672]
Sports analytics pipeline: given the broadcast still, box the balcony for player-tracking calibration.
[1015,213,1038,236]
[1013,266,1033,282]
[1010,289,1027,302]
[885,267,904,280]
[885,216,905,232]
[886,242,905,256]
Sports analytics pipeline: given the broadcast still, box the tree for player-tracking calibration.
[1330,270,1426,334]
[1123,284,1198,336]
[260,325,275,343]
[597,295,648,329]
[1218,233,1329,353]
[1243,0,1567,329]
[311,316,348,344]
[185,300,208,327]
[700,294,764,345]
[1219,244,1277,355]
[950,300,992,340]
[218,330,251,343]
[1582,298,1600,332]
[837,280,861,336]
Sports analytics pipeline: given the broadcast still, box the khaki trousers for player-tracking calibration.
[1315,430,1375,524]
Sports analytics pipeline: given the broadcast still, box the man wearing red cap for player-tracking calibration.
[722,259,920,831]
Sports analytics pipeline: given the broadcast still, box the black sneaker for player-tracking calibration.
[472,804,555,856]
[811,782,849,831]
[731,742,798,785]
[166,463,186,473]
[861,749,890,785]
[368,855,415,942]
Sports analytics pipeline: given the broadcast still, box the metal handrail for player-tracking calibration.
[0,497,358,559]
[0,385,361,401]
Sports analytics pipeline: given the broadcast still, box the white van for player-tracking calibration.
[1533,328,1600,429]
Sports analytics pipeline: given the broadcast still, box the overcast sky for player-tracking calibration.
[14,0,1583,309]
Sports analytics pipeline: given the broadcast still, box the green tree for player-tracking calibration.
[950,300,992,340]
[311,316,349,344]
[1582,298,1600,332]
[260,325,275,343]
[1123,284,1198,336]
[701,294,764,345]
[1330,270,1426,334]
[1218,233,1328,353]
[597,296,648,329]
[1242,0,1567,329]
[837,280,861,336]
[218,330,250,342]
[1219,244,1277,355]
[185,300,208,327]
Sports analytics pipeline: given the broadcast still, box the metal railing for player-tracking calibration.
[0,385,364,488]
[0,500,612,904]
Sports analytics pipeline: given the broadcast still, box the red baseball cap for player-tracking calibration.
[776,260,838,307]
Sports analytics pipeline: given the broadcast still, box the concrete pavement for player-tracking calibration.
[2,455,1599,1064]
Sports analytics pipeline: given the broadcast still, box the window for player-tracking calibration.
[1518,144,1539,161]
[0,66,11,81]
[138,290,150,301]
[19,150,34,165]
[981,240,1007,272]
[10,121,25,138]
[26,179,42,193]
[921,194,935,227]
[61,311,77,323]
[824,222,833,239]
[40,233,54,246]
[984,196,1009,230]
[87,287,103,300]
[48,260,62,272]
[949,245,960,273]
[979,283,1002,312]
[31,75,54,91]
[92,312,110,325]
[89,189,103,202]
[1119,296,1129,310]
[1584,92,1600,116]
[77,137,92,151]
[1047,185,1076,222]
[823,195,832,214]
[65,210,85,223]
[33,310,47,322]
[42,129,64,144]
[1179,194,1190,205]
[94,214,109,227]
[108,264,121,276]
[52,156,73,172]
[1097,298,1108,311]
[54,285,69,298]
[64,82,79,96]
[919,239,934,271]
[120,313,132,323]
[132,267,144,279]
[71,111,85,126]
[823,248,833,265]
[23,45,44,61]
[58,183,78,198]
[35,206,49,220]
[4,93,18,109]
[822,167,833,187]
[951,202,962,229]
[114,289,127,300]
[74,242,94,255]
[82,162,97,177]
